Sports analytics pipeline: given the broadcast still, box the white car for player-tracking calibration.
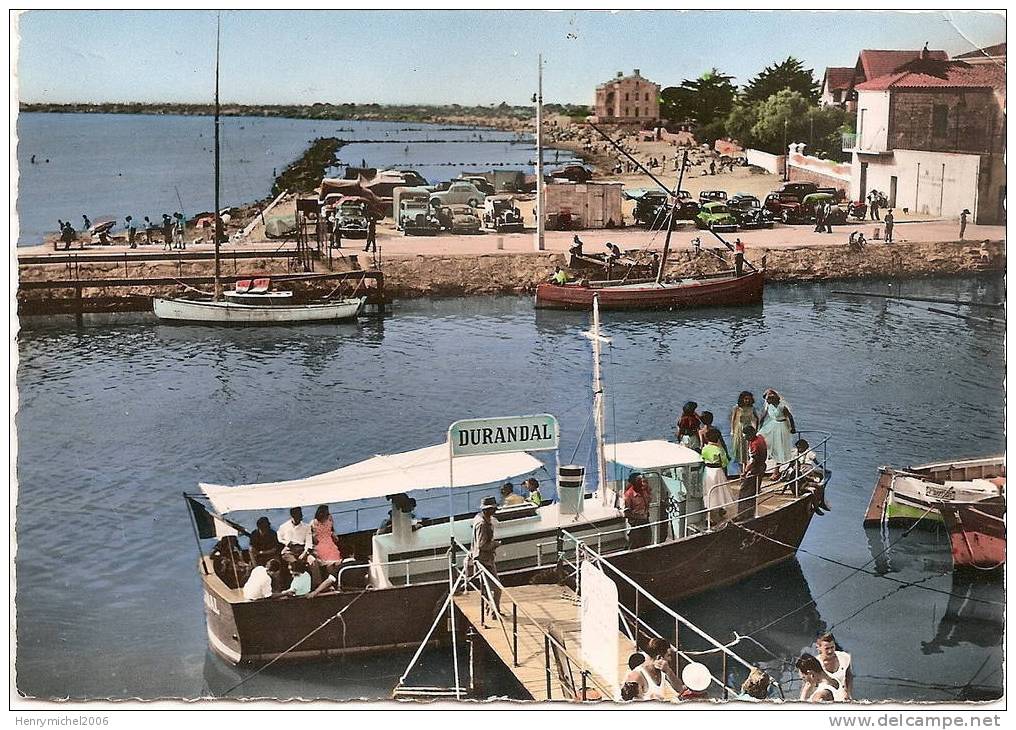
[430,182,486,208]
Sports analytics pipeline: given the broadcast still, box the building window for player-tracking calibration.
[624,107,629,116]
[933,105,948,137]
[624,93,629,101]
[635,108,640,117]
[645,93,649,101]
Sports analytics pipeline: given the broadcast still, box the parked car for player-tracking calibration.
[457,175,497,197]
[802,192,848,225]
[698,190,728,204]
[430,182,486,208]
[695,201,738,232]
[436,204,482,234]
[549,164,593,183]
[397,189,441,236]
[727,194,775,229]
[764,192,807,224]
[483,195,525,233]
[633,191,671,229]
[334,196,372,238]
[674,190,701,219]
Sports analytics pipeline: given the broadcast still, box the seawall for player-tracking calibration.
[16,239,1005,314]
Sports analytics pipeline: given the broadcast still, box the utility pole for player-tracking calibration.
[535,54,545,251]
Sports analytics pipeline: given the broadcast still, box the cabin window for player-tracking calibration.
[933,105,948,137]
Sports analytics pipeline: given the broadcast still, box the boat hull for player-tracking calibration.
[938,497,1006,571]
[534,271,764,311]
[203,492,817,665]
[153,296,364,324]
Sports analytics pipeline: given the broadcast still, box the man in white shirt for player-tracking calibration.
[277,506,323,587]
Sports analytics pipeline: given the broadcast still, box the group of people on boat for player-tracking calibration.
[210,504,370,601]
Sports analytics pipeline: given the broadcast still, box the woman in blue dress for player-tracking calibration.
[758,389,796,467]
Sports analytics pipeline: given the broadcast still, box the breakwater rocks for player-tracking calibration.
[379,239,1005,297]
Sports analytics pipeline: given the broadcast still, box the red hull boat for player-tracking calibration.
[938,496,1006,572]
[534,270,764,311]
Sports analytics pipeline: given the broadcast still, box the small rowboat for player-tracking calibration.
[153,296,364,324]
[535,270,764,311]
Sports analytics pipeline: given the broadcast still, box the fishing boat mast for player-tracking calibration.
[535,54,545,251]
[213,14,222,301]
[656,150,689,284]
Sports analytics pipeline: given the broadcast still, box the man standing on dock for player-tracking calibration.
[471,497,502,618]
[125,216,137,248]
[883,210,894,243]
[960,209,970,240]
[364,216,377,255]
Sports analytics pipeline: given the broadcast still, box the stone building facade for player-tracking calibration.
[590,69,660,126]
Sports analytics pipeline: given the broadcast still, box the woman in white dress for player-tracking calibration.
[701,428,733,525]
[758,389,796,468]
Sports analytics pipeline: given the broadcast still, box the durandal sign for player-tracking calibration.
[449,414,560,457]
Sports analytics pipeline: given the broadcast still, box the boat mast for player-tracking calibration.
[656,150,688,284]
[535,54,545,251]
[213,14,222,301]
[590,295,609,505]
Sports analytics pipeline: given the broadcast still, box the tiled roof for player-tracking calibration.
[857,49,949,82]
[955,42,1006,59]
[854,59,1005,91]
[823,67,854,91]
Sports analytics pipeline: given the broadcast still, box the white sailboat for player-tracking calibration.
[152,17,364,325]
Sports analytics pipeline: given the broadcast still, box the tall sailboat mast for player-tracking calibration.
[656,150,689,284]
[535,54,545,251]
[213,14,222,301]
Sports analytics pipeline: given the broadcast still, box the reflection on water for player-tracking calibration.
[15,276,1005,700]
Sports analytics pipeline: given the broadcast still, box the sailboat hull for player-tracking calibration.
[152,296,364,324]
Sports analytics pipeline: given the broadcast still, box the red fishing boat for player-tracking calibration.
[938,496,1006,572]
[535,270,764,311]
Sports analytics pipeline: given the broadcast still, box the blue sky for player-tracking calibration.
[15,10,1005,106]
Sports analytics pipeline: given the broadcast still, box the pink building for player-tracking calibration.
[590,69,660,126]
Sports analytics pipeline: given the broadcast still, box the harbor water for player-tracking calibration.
[14,113,577,245]
[14,275,1004,700]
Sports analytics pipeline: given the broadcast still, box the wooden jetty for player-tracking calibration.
[454,584,661,702]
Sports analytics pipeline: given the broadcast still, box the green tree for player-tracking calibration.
[743,57,820,104]
[750,89,813,155]
[723,101,761,148]
[660,68,736,126]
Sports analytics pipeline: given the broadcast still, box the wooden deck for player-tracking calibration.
[455,583,676,702]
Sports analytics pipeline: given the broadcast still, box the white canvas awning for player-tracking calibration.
[606,440,702,470]
[200,443,544,514]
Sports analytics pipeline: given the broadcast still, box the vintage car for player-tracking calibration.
[694,201,738,232]
[698,190,728,204]
[549,164,594,183]
[333,196,372,238]
[674,190,701,219]
[482,195,525,233]
[457,175,497,197]
[633,191,671,229]
[727,194,775,229]
[802,192,848,225]
[763,182,821,224]
[436,204,482,234]
[397,189,441,236]
[430,181,487,208]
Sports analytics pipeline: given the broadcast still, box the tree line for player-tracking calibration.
[659,56,853,159]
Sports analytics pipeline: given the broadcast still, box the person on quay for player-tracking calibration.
[500,482,525,507]
[813,201,825,233]
[523,477,544,507]
[822,201,834,233]
[960,209,970,240]
[729,391,758,470]
[59,221,76,250]
[816,633,853,701]
[626,638,683,701]
[249,516,282,566]
[82,214,92,231]
[623,472,652,550]
[737,425,767,520]
[569,235,583,257]
[162,214,174,249]
[867,190,880,221]
[471,496,502,618]
[173,212,186,249]
[702,427,733,525]
[676,401,702,451]
[758,389,795,468]
[125,215,138,248]
[310,504,344,580]
[883,209,894,243]
[551,266,569,285]
[363,215,377,254]
[143,216,155,244]
[796,653,843,702]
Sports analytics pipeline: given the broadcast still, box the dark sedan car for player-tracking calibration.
[728,194,775,229]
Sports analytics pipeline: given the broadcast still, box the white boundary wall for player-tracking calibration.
[746,149,786,175]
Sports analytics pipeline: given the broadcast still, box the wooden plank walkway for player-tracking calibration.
[454,584,645,702]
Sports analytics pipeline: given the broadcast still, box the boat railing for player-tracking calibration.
[536,431,832,555]
[338,552,469,590]
[450,538,615,701]
[554,530,777,699]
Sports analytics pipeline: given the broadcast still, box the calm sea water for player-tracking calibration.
[14,276,1005,701]
[14,113,577,245]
